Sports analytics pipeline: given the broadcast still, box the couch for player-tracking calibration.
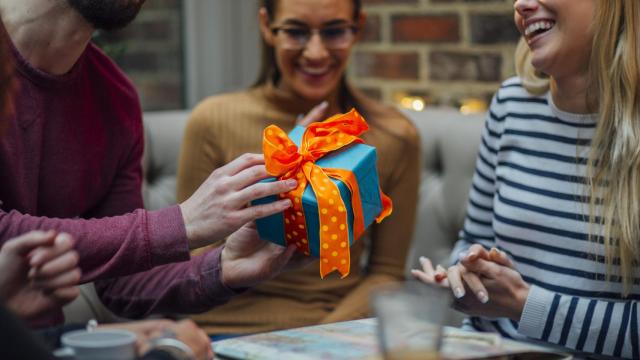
[63,107,486,325]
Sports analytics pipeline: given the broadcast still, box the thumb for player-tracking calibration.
[269,244,297,273]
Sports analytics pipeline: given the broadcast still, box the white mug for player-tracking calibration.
[54,329,137,360]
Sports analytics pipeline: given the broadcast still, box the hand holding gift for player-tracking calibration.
[254,109,392,278]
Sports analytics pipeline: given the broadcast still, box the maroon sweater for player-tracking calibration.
[0,41,234,327]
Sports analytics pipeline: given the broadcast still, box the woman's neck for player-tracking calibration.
[275,79,344,119]
[550,74,591,114]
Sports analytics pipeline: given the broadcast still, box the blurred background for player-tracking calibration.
[96,0,520,114]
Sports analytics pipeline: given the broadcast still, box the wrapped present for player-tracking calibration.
[253,109,392,278]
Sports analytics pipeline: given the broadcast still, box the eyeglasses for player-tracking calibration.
[270,23,358,50]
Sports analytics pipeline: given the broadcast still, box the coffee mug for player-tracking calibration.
[53,329,137,360]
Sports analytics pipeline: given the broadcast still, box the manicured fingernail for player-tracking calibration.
[286,179,297,187]
[477,291,489,303]
[296,114,303,121]
[319,100,328,108]
[458,251,467,261]
[436,265,446,273]
[419,256,427,263]
[453,287,465,299]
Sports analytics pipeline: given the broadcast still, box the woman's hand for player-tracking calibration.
[296,101,329,127]
[456,249,530,322]
[412,245,530,322]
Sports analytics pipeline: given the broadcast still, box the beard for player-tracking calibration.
[67,0,146,31]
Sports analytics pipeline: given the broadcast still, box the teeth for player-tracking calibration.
[301,67,329,75]
[524,21,554,37]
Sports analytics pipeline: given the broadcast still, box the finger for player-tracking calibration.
[51,286,80,305]
[460,258,502,279]
[32,250,79,280]
[235,199,292,224]
[461,244,490,262]
[235,179,297,205]
[2,230,56,256]
[434,264,448,283]
[29,233,75,267]
[297,101,329,127]
[419,256,435,274]
[230,164,270,190]
[489,247,514,268]
[232,164,296,192]
[447,265,466,299]
[411,269,438,284]
[34,268,82,290]
[215,153,265,177]
[461,271,489,303]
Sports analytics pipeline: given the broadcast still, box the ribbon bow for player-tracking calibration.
[263,109,392,278]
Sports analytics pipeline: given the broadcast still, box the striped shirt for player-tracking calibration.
[452,77,639,359]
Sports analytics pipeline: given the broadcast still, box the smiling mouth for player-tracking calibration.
[524,20,555,39]
[299,66,332,77]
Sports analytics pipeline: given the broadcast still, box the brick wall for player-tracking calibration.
[351,0,520,109]
[94,0,183,111]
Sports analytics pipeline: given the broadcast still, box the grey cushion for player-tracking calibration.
[402,108,485,272]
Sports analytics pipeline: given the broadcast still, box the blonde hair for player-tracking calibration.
[515,0,640,295]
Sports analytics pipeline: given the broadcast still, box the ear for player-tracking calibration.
[354,10,367,43]
[258,7,276,46]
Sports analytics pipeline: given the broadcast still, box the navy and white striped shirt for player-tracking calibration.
[452,77,639,359]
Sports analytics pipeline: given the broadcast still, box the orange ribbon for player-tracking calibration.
[263,109,393,278]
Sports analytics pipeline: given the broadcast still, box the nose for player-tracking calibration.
[514,0,539,17]
[302,31,329,61]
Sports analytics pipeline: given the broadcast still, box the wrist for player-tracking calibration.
[179,203,196,250]
[510,282,531,321]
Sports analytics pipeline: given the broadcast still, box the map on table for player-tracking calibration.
[213,318,571,360]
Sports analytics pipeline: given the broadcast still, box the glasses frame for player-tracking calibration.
[269,23,359,50]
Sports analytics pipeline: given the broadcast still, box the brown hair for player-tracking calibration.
[254,0,362,114]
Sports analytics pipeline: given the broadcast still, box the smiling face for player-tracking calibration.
[259,0,362,102]
[514,0,596,79]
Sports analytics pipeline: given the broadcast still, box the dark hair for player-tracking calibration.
[254,0,362,113]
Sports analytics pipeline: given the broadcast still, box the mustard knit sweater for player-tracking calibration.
[177,82,420,334]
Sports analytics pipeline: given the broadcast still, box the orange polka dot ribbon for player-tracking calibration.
[263,109,393,278]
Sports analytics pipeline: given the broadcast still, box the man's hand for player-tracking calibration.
[220,222,312,289]
[0,231,81,319]
[180,153,298,250]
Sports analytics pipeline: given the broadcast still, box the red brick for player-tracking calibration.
[360,14,381,43]
[364,0,417,4]
[353,51,419,80]
[429,51,502,82]
[392,14,460,43]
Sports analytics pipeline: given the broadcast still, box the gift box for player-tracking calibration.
[252,109,392,278]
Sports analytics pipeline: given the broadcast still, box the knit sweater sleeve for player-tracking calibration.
[0,206,189,282]
[519,285,639,359]
[95,247,239,317]
[321,116,421,323]
[449,94,505,265]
